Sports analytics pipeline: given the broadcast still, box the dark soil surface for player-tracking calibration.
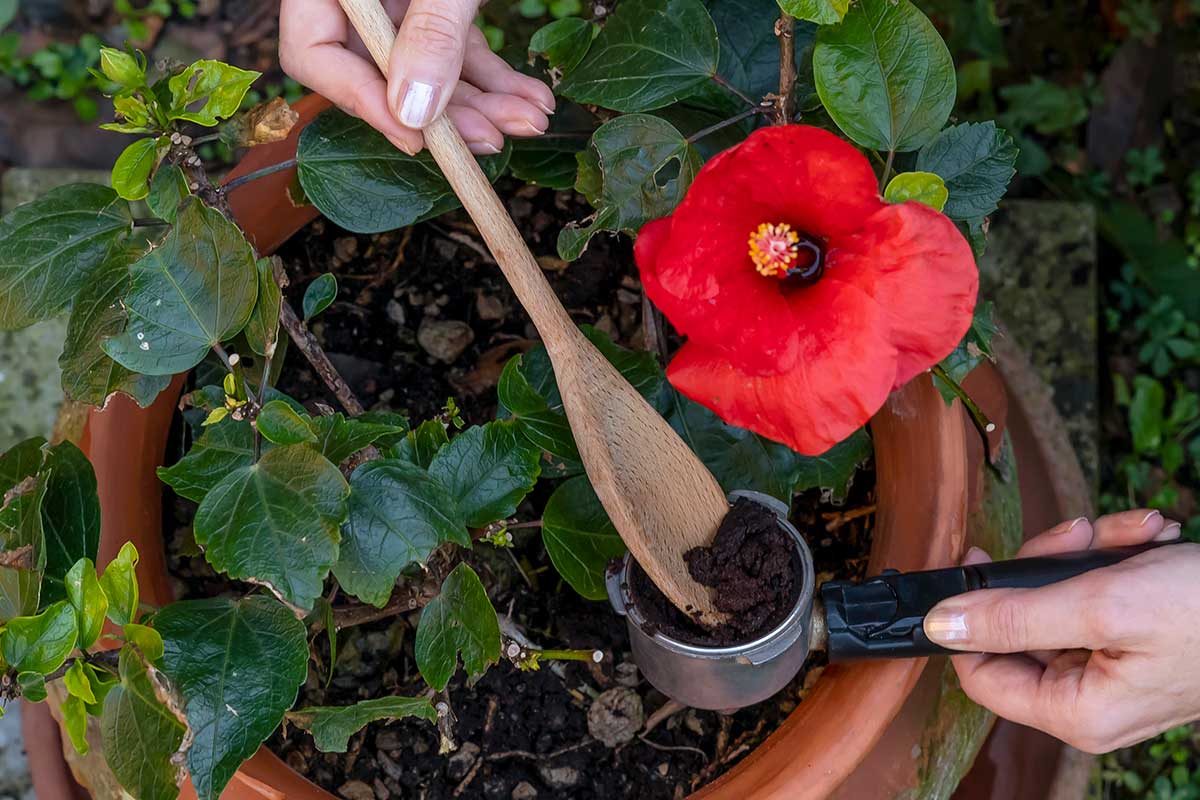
[160,185,879,800]
[632,497,801,647]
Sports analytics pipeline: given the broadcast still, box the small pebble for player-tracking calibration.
[418,319,475,363]
[537,764,580,789]
[446,741,480,781]
[511,781,539,800]
[337,779,374,800]
[587,687,644,748]
[385,300,406,326]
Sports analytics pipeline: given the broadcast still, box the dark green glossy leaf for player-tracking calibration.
[39,441,100,604]
[1130,376,1165,454]
[194,445,348,610]
[415,563,500,691]
[147,164,190,224]
[65,558,107,650]
[256,399,317,446]
[541,477,625,600]
[387,420,449,468]
[884,171,948,211]
[915,121,1018,220]
[156,595,308,800]
[529,17,594,73]
[297,109,510,234]
[428,422,540,527]
[335,459,469,607]
[1,600,77,673]
[583,326,671,413]
[311,412,409,464]
[158,418,255,503]
[303,273,337,321]
[103,199,258,375]
[813,0,955,152]
[167,60,260,126]
[111,137,160,201]
[558,0,718,112]
[0,474,45,621]
[0,438,44,494]
[792,427,873,500]
[100,542,139,626]
[507,103,595,190]
[497,357,581,471]
[559,114,700,260]
[291,696,436,753]
[778,0,847,24]
[19,671,47,703]
[244,257,282,358]
[101,646,186,800]
[0,183,131,330]
[935,300,997,403]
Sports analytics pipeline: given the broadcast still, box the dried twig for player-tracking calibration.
[822,504,878,532]
[643,699,687,735]
[775,12,797,124]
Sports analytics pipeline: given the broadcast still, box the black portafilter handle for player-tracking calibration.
[820,540,1181,661]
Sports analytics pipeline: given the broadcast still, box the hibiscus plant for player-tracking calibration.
[0,0,1015,797]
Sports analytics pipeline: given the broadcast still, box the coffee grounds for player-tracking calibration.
[630,497,801,647]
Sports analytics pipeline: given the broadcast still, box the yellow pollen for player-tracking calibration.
[748,222,800,277]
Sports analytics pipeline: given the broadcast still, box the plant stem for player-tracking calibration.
[686,107,763,145]
[222,158,298,193]
[131,218,170,228]
[931,364,996,436]
[536,648,602,664]
[278,301,365,415]
[190,132,221,146]
[880,149,896,191]
[711,74,759,109]
[775,12,797,124]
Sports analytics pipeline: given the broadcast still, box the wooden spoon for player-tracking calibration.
[336,0,729,625]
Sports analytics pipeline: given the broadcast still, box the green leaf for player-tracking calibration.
[813,0,955,152]
[0,438,44,494]
[778,0,847,25]
[428,422,540,527]
[296,108,510,234]
[0,474,46,621]
[559,114,701,260]
[123,622,164,662]
[792,427,873,500]
[415,563,500,691]
[65,558,107,650]
[388,419,451,468]
[1131,376,1165,454]
[39,441,101,604]
[103,199,258,375]
[111,137,160,201]
[303,273,337,321]
[934,300,997,403]
[507,102,594,190]
[244,257,282,357]
[0,0,17,31]
[334,459,470,607]
[291,696,436,753]
[256,399,317,446]
[156,595,308,800]
[146,164,190,224]
[99,542,139,626]
[194,445,348,610]
[158,418,255,503]
[497,357,581,471]
[915,121,1018,220]
[19,671,47,703]
[530,17,594,73]
[65,658,97,703]
[59,242,170,409]
[98,48,144,87]
[541,477,626,600]
[167,59,261,126]
[311,413,410,464]
[101,646,186,800]
[558,0,718,112]
[0,184,132,330]
[62,693,89,754]
[884,171,948,211]
[2,600,77,673]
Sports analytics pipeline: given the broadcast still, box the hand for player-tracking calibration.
[279,0,556,156]
[923,509,1196,753]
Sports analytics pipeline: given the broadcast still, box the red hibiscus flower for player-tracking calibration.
[634,125,977,455]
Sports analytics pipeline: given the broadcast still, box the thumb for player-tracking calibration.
[388,0,477,129]
[923,551,1110,653]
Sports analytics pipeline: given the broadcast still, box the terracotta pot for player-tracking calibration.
[35,94,978,799]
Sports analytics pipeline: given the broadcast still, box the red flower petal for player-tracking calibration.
[827,202,977,387]
[666,279,898,454]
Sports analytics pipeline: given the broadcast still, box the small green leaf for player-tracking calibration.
[40,441,101,604]
[2,600,78,674]
[291,696,436,753]
[65,659,97,703]
[0,184,132,330]
[194,445,348,610]
[388,420,451,468]
[111,137,160,201]
[100,542,139,626]
[335,459,470,607]
[0,438,44,495]
[792,428,873,500]
[202,407,229,427]
[541,477,626,599]
[244,257,282,357]
[0,474,46,621]
[103,199,259,375]
[529,17,594,73]
[101,646,186,800]
[497,357,580,469]
[62,693,90,754]
[156,596,308,800]
[558,0,719,112]
[167,59,261,126]
[559,114,701,260]
[256,399,318,446]
[18,671,47,703]
[777,0,847,25]
[123,622,164,662]
[415,564,501,691]
[934,301,997,403]
[65,558,107,650]
[915,121,1018,220]
[99,48,144,87]
[158,417,255,503]
[428,422,541,527]
[303,273,337,321]
[884,171,948,211]
[813,0,955,152]
[311,412,410,464]
[1131,376,1166,454]
[146,164,190,223]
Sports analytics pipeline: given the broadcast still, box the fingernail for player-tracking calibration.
[1141,510,1163,528]
[472,141,503,155]
[535,100,555,115]
[925,607,969,644]
[962,546,990,565]
[521,120,548,136]
[396,80,439,129]
[1050,516,1090,536]
[1153,522,1182,542]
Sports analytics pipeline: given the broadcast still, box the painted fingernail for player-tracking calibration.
[1141,510,1163,528]
[396,80,439,129]
[1153,522,1182,541]
[925,608,969,644]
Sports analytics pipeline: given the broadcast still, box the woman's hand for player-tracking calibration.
[279,0,556,155]
[924,509,1197,753]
